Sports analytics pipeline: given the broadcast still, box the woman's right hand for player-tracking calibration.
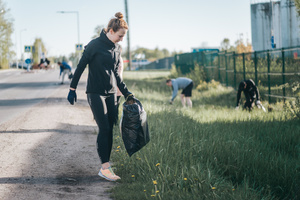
[125,93,134,102]
[67,89,77,105]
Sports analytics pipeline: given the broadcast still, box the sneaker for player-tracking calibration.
[98,167,121,181]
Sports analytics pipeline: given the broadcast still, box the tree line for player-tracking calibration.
[2,1,300,69]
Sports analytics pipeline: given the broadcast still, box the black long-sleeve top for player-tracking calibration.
[70,30,129,96]
[236,79,260,106]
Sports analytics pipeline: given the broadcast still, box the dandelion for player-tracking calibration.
[132,175,135,178]
[156,190,159,193]
[151,195,155,197]
[184,178,187,181]
[156,163,160,167]
[117,146,120,149]
[212,187,216,190]
[153,180,157,185]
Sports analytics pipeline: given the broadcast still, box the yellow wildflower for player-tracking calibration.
[115,150,119,152]
[212,187,216,190]
[151,195,155,197]
[156,163,160,167]
[156,190,159,193]
[232,188,235,191]
[153,180,157,185]
[144,190,146,192]
[184,178,187,181]
[117,146,120,149]
[132,175,135,178]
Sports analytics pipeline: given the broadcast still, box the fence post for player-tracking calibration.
[218,53,221,82]
[267,50,271,103]
[225,51,228,86]
[254,51,258,86]
[282,48,286,102]
[243,53,246,80]
[233,52,236,88]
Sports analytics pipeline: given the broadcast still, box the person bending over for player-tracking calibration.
[236,79,261,111]
[166,77,193,108]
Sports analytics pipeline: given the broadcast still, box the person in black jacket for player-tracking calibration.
[67,12,134,181]
[236,79,261,111]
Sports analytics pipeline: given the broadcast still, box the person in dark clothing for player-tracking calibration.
[236,79,262,111]
[38,54,50,69]
[67,12,134,181]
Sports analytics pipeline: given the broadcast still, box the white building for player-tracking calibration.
[251,0,300,51]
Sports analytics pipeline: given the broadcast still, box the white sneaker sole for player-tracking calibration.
[98,170,119,181]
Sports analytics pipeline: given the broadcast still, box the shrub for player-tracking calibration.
[169,64,206,86]
[196,79,221,91]
[285,98,300,119]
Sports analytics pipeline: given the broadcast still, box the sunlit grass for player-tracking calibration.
[110,71,300,200]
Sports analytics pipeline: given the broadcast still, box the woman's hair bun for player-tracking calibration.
[115,12,124,19]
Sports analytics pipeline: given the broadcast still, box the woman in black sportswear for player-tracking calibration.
[67,12,133,181]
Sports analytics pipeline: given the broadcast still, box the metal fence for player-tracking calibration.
[139,56,174,70]
[175,46,300,103]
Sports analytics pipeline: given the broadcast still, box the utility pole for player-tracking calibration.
[125,0,132,70]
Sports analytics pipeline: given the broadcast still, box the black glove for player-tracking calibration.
[125,92,134,101]
[67,89,77,105]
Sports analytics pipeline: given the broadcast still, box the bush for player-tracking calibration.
[285,98,300,119]
[196,79,221,91]
[169,64,206,86]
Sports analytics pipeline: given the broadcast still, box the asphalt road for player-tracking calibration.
[0,69,69,125]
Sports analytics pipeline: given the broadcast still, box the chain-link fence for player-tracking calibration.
[139,56,174,70]
[175,46,300,103]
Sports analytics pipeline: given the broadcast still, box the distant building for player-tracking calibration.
[191,48,219,53]
[130,59,151,70]
[251,0,300,51]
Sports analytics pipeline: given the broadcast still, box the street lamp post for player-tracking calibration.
[57,11,80,66]
[20,29,26,70]
[124,0,132,70]
[57,11,80,44]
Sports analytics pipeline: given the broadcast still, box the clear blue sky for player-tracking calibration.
[3,0,252,58]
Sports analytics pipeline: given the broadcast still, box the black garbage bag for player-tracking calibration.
[120,98,150,156]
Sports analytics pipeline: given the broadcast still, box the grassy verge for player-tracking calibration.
[110,71,300,200]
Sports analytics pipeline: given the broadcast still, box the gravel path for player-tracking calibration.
[0,77,115,200]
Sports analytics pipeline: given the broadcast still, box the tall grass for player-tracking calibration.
[110,71,300,200]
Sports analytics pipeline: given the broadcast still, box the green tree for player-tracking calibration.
[0,0,14,69]
[91,25,104,39]
[129,47,172,62]
[220,38,230,51]
[32,38,46,65]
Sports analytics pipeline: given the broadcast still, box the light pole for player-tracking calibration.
[57,11,80,44]
[124,0,132,70]
[57,11,80,66]
[20,29,26,70]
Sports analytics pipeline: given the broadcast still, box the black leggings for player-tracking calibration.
[87,93,117,164]
[244,92,255,110]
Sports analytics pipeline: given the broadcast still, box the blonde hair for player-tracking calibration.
[105,12,128,33]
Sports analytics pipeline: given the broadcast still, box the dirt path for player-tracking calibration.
[0,79,115,200]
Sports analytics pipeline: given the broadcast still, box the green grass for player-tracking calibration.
[110,71,300,200]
